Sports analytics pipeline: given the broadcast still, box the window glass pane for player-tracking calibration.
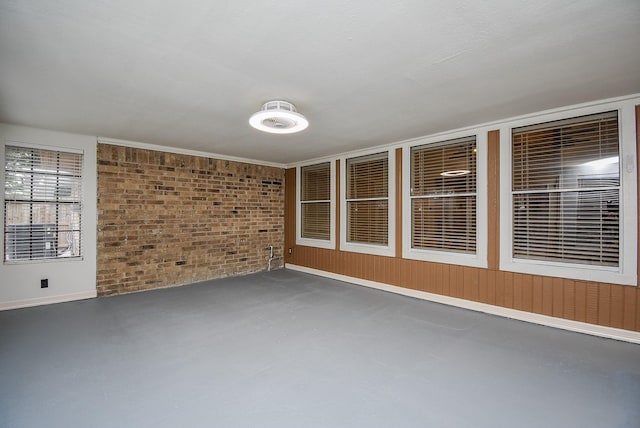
[512,111,619,191]
[301,202,330,240]
[346,153,388,199]
[56,231,81,258]
[5,223,57,260]
[513,189,618,266]
[4,172,81,202]
[412,196,476,253]
[411,136,476,196]
[301,163,330,201]
[347,200,388,245]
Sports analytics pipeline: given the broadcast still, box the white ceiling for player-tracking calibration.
[1,0,639,165]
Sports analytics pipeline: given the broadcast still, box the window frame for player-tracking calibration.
[499,99,637,286]
[402,131,488,268]
[296,160,336,249]
[340,148,395,257]
[3,141,84,264]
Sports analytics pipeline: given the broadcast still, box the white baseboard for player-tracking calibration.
[0,290,97,311]
[286,264,640,345]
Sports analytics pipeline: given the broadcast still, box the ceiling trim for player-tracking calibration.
[97,137,287,169]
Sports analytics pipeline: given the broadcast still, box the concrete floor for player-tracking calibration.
[1,269,639,428]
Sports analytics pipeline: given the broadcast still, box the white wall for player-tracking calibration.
[0,124,97,309]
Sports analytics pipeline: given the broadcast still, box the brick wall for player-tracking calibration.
[96,144,284,296]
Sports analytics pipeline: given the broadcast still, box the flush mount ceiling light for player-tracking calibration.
[440,170,470,177]
[249,100,309,134]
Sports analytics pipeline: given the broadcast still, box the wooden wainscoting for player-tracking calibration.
[284,119,640,332]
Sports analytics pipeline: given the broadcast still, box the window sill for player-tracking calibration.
[500,258,636,286]
[296,237,335,250]
[403,248,487,268]
[4,256,84,266]
[340,242,395,257]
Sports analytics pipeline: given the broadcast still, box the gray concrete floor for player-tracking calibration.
[1,269,639,428]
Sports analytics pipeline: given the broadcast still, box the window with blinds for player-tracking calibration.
[410,136,477,253]
[511,111,619,267]
[300,162,331,240]
[4,145,83,261]
[345,152,389,245]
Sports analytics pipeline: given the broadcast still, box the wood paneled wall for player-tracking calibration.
[284,117,640,332]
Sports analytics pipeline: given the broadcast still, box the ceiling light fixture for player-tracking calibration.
[249,100,309,134]
[440,170,470,177]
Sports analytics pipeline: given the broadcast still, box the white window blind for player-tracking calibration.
[346,152,388,245]
[410,136,477,253]
[300,162,331,240]
[4,145,83,261]
[511,111,619,267]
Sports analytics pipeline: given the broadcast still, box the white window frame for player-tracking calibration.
[340,148,395,257]
[402,131,488,268]
[2,141,84,264]
[499,99,638,286]
[296,160,336,250]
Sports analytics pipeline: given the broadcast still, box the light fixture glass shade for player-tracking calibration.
[249,100,309,134]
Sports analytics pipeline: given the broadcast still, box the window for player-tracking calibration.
[403,133,486,267]
[4,145,83,262]
[512,111,619,266]
[340,150,394,256]
[412,137,476,251]
[346,152,388,245]
[501,100,637,286]
[297,161,335,249]
[300,163,330,240]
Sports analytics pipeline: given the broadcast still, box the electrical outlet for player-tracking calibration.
[41,279,49,288]
[288,248,292,254]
